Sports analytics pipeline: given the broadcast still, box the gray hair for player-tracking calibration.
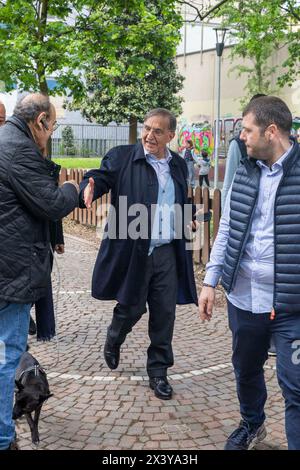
[14,93,51,123]
[144,108,177,132]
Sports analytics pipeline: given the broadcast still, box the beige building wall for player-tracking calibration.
[176,45,300,124]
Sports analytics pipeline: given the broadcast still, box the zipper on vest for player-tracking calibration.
[229,187,259,292]
[272,160,291,311]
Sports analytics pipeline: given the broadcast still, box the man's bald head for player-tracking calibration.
[0,101,6,126]
[13,93,57,157]
[14,93,53,123]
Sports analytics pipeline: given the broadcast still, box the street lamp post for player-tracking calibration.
[213,27,228,189]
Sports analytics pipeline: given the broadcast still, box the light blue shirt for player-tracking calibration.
[144,148,175,255]
[204,145,293,313]
[144,147,172,188]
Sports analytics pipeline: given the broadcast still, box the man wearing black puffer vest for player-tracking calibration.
[0,93,79,450]
[199,96,300,450]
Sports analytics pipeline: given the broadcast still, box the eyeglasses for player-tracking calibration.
[142,125,166,137]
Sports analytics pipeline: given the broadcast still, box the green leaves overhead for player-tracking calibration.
[0,0,81,94]
[70,1,184,142]
[214,0,300,103]
[0,0,182,103]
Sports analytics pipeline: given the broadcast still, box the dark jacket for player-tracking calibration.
[0,116,78,304]
[79,143,198,306]
[221,139,300,314]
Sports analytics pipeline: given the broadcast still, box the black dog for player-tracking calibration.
[13,352,52,444]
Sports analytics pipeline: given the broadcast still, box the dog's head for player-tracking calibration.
[13,380,53,419]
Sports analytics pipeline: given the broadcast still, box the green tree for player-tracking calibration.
[0,0,179,97]
[0,0,88,96]
[277,1,300,87]
[0,1,183,148]
[61,125,76,156]
[214,0,300,104]
[77,56,184,144]
[71,1,183,143]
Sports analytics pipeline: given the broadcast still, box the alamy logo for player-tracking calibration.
[0,340,5,365]
[95,196,205,251]
[291,340,300,365]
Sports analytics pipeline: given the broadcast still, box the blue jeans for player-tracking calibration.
[186,161,195,188]
[228,300,300,450]
[0,301,30,449]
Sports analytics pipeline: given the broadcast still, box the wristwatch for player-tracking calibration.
[202,282,216,288]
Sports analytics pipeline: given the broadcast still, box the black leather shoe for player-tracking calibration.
[149,377,173,400]
[104,339,120,370]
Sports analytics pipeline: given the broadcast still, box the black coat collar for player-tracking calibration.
[6,115,35,141]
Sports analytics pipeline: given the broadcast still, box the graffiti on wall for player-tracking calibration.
[177,121,214,156]
[177,116,300,158]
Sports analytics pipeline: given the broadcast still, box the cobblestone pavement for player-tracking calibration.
[17,235,287,450]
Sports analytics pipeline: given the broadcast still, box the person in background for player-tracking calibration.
[197,150,211,187]
[222,94,267,209]
[183,139,196,189]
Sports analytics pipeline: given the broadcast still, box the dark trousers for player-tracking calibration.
[107,243,178,378]
[34,276,55,341]
[199,175,209,187]
[228,300,300,450]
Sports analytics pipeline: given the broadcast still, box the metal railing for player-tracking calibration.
[52,123,143,157]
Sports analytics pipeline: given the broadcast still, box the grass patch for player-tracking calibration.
[53,158,101,169]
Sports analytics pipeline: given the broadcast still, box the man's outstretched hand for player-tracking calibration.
[198,286,215,322]
[84,177,95,209]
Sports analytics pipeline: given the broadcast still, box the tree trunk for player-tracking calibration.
[37,0,51,156]
[129,115,138,144]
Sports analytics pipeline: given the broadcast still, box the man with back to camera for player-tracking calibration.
[199,96,300,450]
[0,93,79,450]
[221,94,266,209]
[79,108,198,400]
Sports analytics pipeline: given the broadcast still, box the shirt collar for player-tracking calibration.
[143,146,173,164]
[256,143,293,171]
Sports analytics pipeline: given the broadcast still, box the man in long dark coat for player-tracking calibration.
[80,108,197,400]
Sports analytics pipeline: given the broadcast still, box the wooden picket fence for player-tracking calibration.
[60,168,111,228]
[59,169,222,265]
[189,186,221,265]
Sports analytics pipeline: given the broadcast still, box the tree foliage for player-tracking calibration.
[61,125,76,156]
[211,0,300,106]
[0,0,87,95]
[72,1,183,142]
[0,0,182,100]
